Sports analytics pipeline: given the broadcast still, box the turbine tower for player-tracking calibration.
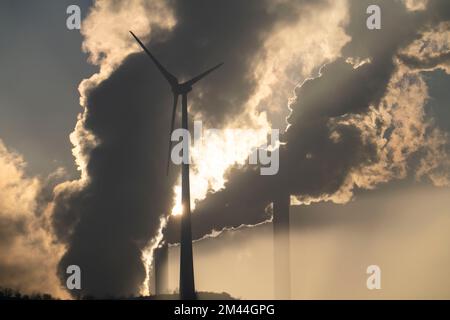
[130,31,223,300]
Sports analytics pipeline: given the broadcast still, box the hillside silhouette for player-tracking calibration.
[0,287,234,300]
[0,287,56,300]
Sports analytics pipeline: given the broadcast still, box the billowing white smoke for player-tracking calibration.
[0,139,67,298]
[402,0,429,12]
[332,65,449,201]
[53,0,177,297]
[184,0,351,211]
[79,0,176,106]
[248,0,350,118]
[399,21,450,73]
[71,0,176,180]
[293,27,450,205]
[52,0,450,296]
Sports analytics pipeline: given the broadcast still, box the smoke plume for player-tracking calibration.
[164,0,450,242]
[49,0,450,297]
[51,0,347,297]
[0,139,66,297]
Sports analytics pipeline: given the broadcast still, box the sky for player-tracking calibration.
[0,0,94,177]
[0,0,450,299]
[168,185,450,299]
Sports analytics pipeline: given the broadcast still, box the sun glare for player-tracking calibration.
[171,184,183,216]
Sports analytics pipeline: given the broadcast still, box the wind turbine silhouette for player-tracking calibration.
[130,31,223,300]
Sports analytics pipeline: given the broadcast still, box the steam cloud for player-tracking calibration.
[2,0,448,298]
[165,0,450,242]
[51,0,346,297]
[0,139,66,298]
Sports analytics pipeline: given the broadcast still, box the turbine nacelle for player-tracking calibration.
[130,31,223,175]
[173,82,193,95]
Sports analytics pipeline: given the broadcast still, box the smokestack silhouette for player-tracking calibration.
[273,147,291,299]
[273,193,291,299]
[154,242,169,295]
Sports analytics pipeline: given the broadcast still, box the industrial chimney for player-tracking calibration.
[154,242,169,296]
[273,192,291,300]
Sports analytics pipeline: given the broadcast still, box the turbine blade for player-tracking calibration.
[167,93,179,175]
[130,31,178,87]
[184,63,224,86]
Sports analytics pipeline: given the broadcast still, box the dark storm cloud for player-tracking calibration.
[51,0,331,297]
[163,0,450,242]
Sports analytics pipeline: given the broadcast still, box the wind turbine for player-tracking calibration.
[130,31,223,300]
